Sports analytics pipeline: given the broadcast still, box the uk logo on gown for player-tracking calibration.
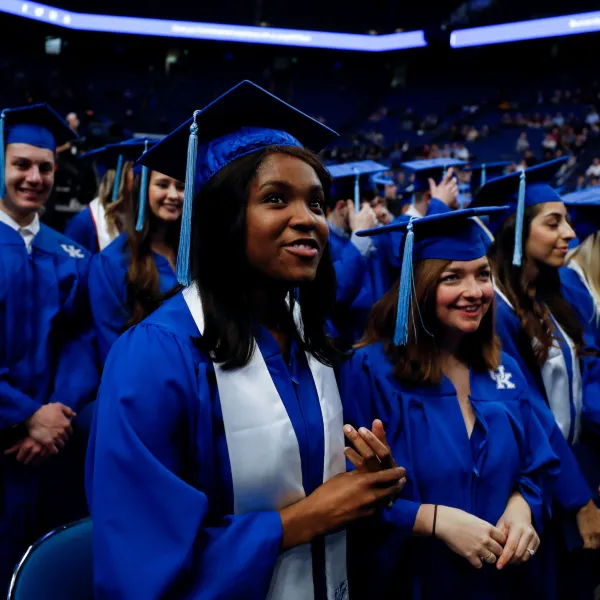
[60,244,85,258]
[489,366,516,390]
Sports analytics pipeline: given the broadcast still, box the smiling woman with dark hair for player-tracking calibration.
[86,81,404,600]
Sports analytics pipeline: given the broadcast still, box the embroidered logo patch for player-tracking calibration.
[60,244,84,259]
[489,366,516,390]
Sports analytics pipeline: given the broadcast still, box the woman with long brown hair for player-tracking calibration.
[339,208,558,599]
[471,159,600,599]
[88,140,183,363]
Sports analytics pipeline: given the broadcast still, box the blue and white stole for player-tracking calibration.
[494,285,582,444]
[182,285,348,600]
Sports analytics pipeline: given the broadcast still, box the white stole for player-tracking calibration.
[494,285,582,442]
[88,198,117,251]
[182,285,348,600]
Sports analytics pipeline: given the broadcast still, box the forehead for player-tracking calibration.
[255,152,320,185]
[444,256,490,271]
[6,143,55,163]
[536,201,568,218]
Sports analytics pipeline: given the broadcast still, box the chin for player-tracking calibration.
[448,319,482,335]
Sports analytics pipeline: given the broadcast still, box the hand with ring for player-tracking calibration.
[495,492,540,569]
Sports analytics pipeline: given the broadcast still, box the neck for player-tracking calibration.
[0,201,37,228]
[328,210,348,233]
[438,330,465,370]
[248,280,290,330]
[149,221,177,268]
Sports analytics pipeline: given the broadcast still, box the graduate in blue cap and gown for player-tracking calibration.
[401,158,464,218]
[325,161,383,347]
[86,80,404,600]
[0,103,100,591]
[64,139,139,253]
[559,188,600,348]
[87,139,183,364]
[337,208,559,599]
[470,158,600,598]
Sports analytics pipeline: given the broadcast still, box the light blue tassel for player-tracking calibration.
[512,170,527,267]
[393,220,415,346]
[135,140,150,232]
[0,111,5,199]
[442,166,447,179]
[353,170,360,213]
[480,163,487,188]
[176,110,200,286]
[111,154,124,202]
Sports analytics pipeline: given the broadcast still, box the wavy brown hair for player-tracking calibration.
[358,258,501,385]
[104,161,135,237]
[123,172,180,327]
[489,204,586,364]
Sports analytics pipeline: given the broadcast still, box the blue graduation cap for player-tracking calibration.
[470,157,568,267]
[139,80,338,285]
[357,206,507,345]
[80,138,159,214]
[401,158,467,193]
[328,160,388,213]
[0,103,77,198]
[561,187,600,242]
[463,161,512,190]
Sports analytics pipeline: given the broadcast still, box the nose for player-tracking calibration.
[462,277,484,300]
[166,183,179,201]
[561,220,576,242]
[289,200,318,232]
[26,165,42,185]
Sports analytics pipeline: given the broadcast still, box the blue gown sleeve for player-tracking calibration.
[331,240,369,306]
[580,337,600,435]
[0,369,41,429]
[64,209,98,254]
[495,301,593,513]
[88,252,131,364]
[50,257,100,413]
[426,197,451,215]
[87,324,283,600]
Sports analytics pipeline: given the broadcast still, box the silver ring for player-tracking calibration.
[527,548,535,556]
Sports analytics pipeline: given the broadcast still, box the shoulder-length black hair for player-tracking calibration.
[190,145,340,370]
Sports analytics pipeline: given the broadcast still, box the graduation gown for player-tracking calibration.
[0,221,99,590]
[328,227,375,346]
[88,233,178,364]
[64,198,118,254]
[338,344,558,599]
[86,289,348,600]
[560,263,600,348]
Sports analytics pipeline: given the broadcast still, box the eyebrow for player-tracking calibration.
[442,263,490,273]
[10,155,53,164]
[259,180,323,192]
[541,212,566,220]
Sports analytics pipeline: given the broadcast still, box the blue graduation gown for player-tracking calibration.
[338,345,558,599]
[86,292,337,600]
[328,227,375,345]
[88,233,178,364]
[0,222,99,590]
[64,206,99,254]
[494,294,600,529]
[560,266,600,348]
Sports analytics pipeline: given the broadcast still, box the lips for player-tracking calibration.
[451,304,482,316]
[283,238,321,259]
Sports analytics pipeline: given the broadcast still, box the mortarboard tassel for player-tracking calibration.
[176,110,200,286]
[480,164,487,188]
[394,219,415,346]
[111,154,124,202]
[353,170,360,214]
[0,111,5,198]
[135,140,150,232]
[512,170,527,267]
